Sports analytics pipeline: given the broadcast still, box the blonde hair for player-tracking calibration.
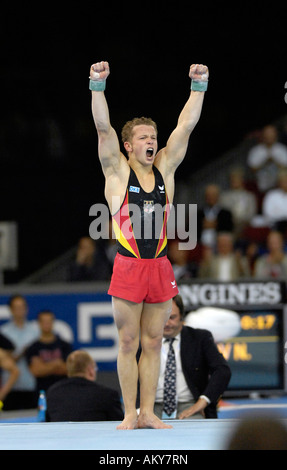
[66,350,94,377]
[121,117,157,144]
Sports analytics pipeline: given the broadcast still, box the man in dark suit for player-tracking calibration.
[46,350,124,422]
[154,295,231,419]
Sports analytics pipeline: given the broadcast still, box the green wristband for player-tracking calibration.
[89,79,106,92]
[191,80,208,92]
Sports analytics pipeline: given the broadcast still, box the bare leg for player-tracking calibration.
[137,300,173,429]
[112,297,142,430]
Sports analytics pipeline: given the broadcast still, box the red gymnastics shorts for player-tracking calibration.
[108,253,179,304]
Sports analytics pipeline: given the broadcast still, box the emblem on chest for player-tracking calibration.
[144,200,154,213]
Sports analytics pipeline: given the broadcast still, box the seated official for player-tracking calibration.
[46,350,124,422]
[154,295,231,419]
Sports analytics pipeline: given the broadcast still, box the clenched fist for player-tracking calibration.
[189,64,209,82]
[90,61,110,81]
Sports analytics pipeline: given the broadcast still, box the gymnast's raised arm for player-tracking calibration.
[155,63,208,201]
[90,61,127,178]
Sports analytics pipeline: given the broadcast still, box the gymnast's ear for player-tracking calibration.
[124,141,132,152]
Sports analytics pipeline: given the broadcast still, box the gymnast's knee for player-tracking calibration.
[140,333,162,355]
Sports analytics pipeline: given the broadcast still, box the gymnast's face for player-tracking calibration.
[163,300,183,339]
[125,125,158,165]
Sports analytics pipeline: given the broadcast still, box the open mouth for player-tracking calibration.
[146,148,154,157]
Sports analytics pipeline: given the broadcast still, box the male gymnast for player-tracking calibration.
[89,60,208,429]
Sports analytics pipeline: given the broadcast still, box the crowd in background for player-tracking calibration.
[185,123,287,282]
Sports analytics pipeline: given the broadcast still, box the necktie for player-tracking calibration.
[163,338,176,416]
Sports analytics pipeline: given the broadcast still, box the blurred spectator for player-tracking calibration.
[25,310,73,393]
[0,348,19,405]
[0,295,39,410]
[197,184,233,249]
[227,415,287,450]
[46,350,124,422]
[68,236,111,282]
[253,230,287,278]
[168,240,197,281]
[199,232,250,281]
[262,169,287,233]
[220,167,257,237]
[247,124,287,193]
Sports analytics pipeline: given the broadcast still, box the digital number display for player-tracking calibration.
[240,314,276,330]
[217,309,284,391]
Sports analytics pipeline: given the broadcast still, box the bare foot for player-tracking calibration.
[137,412,173,429]
[116,413,138,430]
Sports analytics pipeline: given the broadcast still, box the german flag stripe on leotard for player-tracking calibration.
[112,191,141,259]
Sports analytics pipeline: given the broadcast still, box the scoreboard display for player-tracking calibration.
[217,307,284,392]
[179,280,287,395]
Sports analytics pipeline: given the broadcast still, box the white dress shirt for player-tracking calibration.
[155,334,193,403]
